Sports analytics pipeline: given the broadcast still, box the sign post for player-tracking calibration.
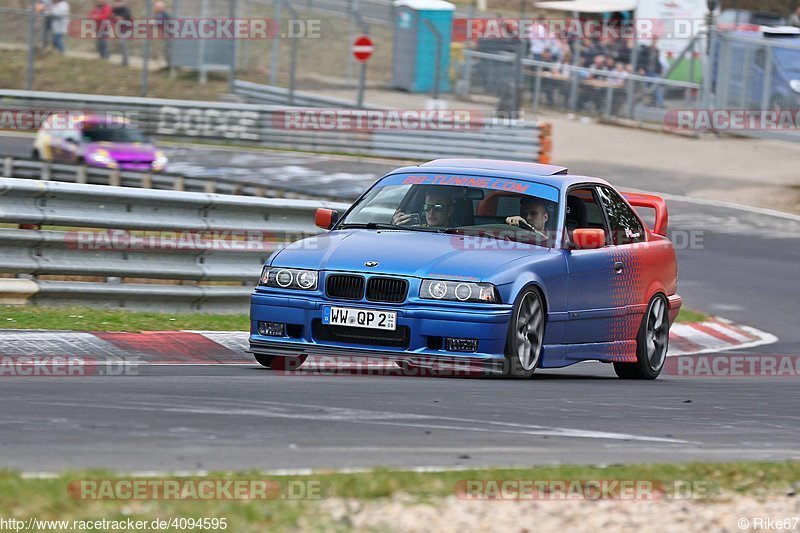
[352,35,374,108]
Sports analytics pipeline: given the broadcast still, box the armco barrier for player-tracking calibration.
[0,177,349,313]
[0,89,551,163]
[1,156,340,200]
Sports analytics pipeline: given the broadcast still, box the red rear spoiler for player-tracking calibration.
[621,192,668,236]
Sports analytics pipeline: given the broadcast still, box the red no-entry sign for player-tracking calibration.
[352,35,374,63]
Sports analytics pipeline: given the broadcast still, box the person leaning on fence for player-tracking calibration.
[89,0,112,59]
[111,0,132,66]
[50,0,69,53]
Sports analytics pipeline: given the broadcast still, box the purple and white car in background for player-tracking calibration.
[33,113,168,172]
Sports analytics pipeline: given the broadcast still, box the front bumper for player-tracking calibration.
[249,291,513,364]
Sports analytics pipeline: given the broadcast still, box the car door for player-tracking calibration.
[563,185,619,345]
[594,185,649,344]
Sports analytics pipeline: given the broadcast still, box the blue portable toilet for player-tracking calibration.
[391,0,455,93]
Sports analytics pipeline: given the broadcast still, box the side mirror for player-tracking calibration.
[572,228,606,249]
[315,208,338,230]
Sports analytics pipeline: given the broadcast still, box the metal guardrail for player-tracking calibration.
[2,156,341,201]
[0,90,550,163]
[0,177,349,313]
[232,80,383,109]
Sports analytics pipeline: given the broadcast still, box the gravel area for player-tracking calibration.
[308,492,800,532]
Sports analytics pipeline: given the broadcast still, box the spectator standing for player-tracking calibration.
[638,38,665,107]
[153,1,172,68]
[111,0,132,66]
[36,0,54,50]
[89,0,113,59]
[50,0,69,53]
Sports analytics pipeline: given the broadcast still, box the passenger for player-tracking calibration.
[392,187,454,228]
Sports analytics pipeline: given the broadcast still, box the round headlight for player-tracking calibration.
[296,270,316,289]
[275,269,294,287]
[454,283,473,301]
[429,281,447,299]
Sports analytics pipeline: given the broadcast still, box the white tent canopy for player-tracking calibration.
[534,0,637,14]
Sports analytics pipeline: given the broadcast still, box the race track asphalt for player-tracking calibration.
[1,135,798,472]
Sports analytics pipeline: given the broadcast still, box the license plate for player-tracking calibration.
[322,306,397,331]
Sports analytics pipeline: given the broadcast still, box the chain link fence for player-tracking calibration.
[454,35,705,124]
[0,0,397,94]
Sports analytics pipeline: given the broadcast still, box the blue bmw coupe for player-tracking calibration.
[249,159,681,379]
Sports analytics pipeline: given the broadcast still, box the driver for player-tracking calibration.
[392,187,454,228]
[506,196,549,234]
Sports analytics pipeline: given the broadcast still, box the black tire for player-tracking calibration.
[614,294,669,380]
[503,288,545,379]
[254,353,307,371]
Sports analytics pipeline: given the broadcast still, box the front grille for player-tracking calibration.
[366,277,408,303]
[312,319,410,348]
[326,274,365,300]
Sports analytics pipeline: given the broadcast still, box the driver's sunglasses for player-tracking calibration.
[423,203,448,214]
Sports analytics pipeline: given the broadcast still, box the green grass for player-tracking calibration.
[674,307,708,323]
[0,462,797,531]
[0,305,248,332]
[0,305,708,332]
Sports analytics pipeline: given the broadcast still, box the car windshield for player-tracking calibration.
[337,174,560,247]
[82,125,148,143]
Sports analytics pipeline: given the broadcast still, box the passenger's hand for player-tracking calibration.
[393,211,412,225]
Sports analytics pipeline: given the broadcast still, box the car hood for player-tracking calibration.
[85,142,157,161]
[271,229,553,280]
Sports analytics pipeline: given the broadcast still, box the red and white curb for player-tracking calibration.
[667,318,777,356]
[0,318,777,367]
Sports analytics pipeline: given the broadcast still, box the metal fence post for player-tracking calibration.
[27,0,36,90]
[625,42,640,118]
[285,1,299,104]
[354,13,369,108]
[760,44,774,112]
[462,50,473,97]
[604,85,614,117]
[703,19,728,109]
[568,42,581,112]
[229,0,239,92]
[423,19,442,101]
[531,65,542,113]
[512,36,524,112]
[141,0,153,97]
[269,0,282,86]
[346,0,359,84]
